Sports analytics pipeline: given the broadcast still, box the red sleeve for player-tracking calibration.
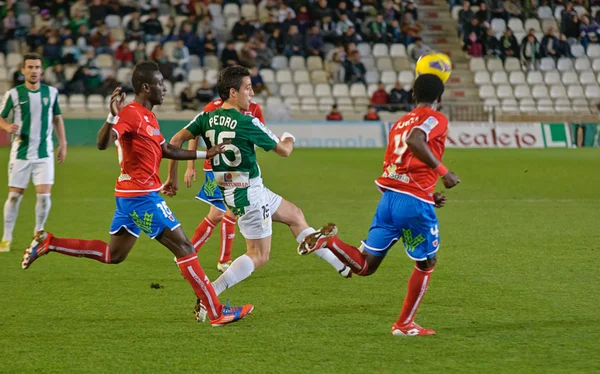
[414,114,448,142]
[112,111,133,139]
[253,104,265,124]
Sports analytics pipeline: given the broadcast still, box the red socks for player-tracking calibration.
[176,254,222,320]
[50,237,111,263]
[219,216,236,264]
[327,236,369,275]
[396,266,434,326]
[191,217,216,253]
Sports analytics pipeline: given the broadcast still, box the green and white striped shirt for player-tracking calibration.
[0,84,62,160]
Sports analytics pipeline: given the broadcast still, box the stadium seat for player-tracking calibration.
[562,71,579,85]
[574,5,588,17]
[17,14,32,28]
[189,68,204,83]
[349,84,367,98]
[509,71,526,85]
[362,57,376,70]
[451,5,462,20]
[310,70,329,84]
[579,71,595,85]
[496,85,513,98]
[544,71,561,85]
[567,85,585,99]
[332,84,349,97]
[209,3,222,18]
[289,56,306,71]
[514,84,531,99]
[376,57,393,71]
[399,70,414,83]
[87,95,105,110]
[492,71,509,85]
[293,70,310,83]
[260,69,275,83]
[276,70,293,83]
[574,58,591,72]
[540,57,556,71]
[283,97,299,110]
[372,44,389,57]
[241,4,257,20]
[306,56,323,71]
[592,59,600,72]
[297,83,314,97]
[223,3,240,18]
[549,85,566,98]
[475,71,491,85]
[504,57,522,72]
[69,95,85,109]
[508,18,524,32]
[469,58,486,71]
[357,43,372,56]
[532,84,550,98]
[527,71,544,85]
[393,57,411,72]
[315,83,332,97]
[105,15,121,29]
[588,44,600,58]
[117,68,132,85]
[524,18,542,32]
[491,18,507,35]
[557,58,574,71]
[366,71,381,84]
[172,82,187,96]
[205,69,218,84]
[272,56,288,70]
[585,85,600,99]
[367,84,378,97]
[266,96,282,105]
[479,84,496,99]
[538,5,553,19]
[390,44,407,57]
[487,59,504,72]
[279,83,296,97]
[541,19,558,33]
[571,45,586,59]
[6,53,20,68]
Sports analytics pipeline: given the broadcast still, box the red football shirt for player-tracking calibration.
[112,101,165,197]
[375,107,448,204]
[201,99,265,170]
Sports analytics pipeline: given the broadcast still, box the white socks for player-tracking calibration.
[2,192,23,242]
[35,194,51,233]
[212,254,255,296]
[297,227,346,272]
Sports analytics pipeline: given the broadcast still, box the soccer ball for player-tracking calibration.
[415,52,452,83]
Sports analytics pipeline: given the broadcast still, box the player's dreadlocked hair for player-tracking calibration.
[413,74,445,104]
[217,66,250,101]
[132,61,160,94]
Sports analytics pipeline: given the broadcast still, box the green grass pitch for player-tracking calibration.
[0,147,599,373]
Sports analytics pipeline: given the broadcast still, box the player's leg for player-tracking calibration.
[190,171,226,252]
[2,159,30,251]
[271,195,351,277]
[392,199,440,337]
[31,158,54,235]
[217,207,237,272]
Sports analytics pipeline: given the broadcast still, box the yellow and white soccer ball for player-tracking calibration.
[415,52,452,83]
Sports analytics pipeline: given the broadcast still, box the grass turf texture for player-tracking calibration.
[0,147,599,373]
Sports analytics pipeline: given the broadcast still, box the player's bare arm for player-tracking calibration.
[53,115,67,163]
[184,136,200,187]
[406,128,460,189]
[97,88,126,150]
[273,132,296,157]
[0,115,19,134]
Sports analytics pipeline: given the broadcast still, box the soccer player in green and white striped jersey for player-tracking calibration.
[165,66,349,307]
[0,53,67,252]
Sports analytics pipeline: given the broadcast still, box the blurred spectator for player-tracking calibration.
[12,69,24,88]
[325,51,344,82]
[52,65,69,95]
[371,82,389,110]
[255,42,274,68]
[115,43,134,68]
[92,22,114,55]
[561,2,577,31]
[180,86,196,110]
[484,28,503,58]
[580,15,599,49]
[239,42,257,68]
[38,9,54,31]
[306,26,325,57]
[278,3,296,22]
[401,13,423,44]
[489,0,508,21]
[405,1,419,21]
[267,28,284,54]
[466,32,484,57]
[143,10,163,42]
[382,0,401,22]
[500,29,520,60]
[336,13,355,36]
[313,0,334,22]
[76,25,91,52]
[541,28,560,59]
[55,9,70,29]
[464,18,485,45]
[458,1,474,38]
[263,14,280,36]
[342,26,363,44]
[280,11,297,35]
[221,41,240,68]
[297,6,312,32]
[70,0,90,19]
[197,15,213,36]
[364,105,381,121]
[557,33,574,57]
[520,28,538,45]
[564,14,581,40]
[163,17,179,43]
[369,14,388,43]
[42,35,62,67]
[61,38,80,65]
[126,12,144,42]
[326,105,343,121]
[343,50,367,84]
[2,9,16,40]
[476,3,490,25]
[521,34,541,70]
[196,80,216,104]
[134,43,147,64]
[410,38,431,61]
[25,28,43,52]
[284,25,304,57]
[388,19,403,43]
[69,8,89,33]
[202,31,219,61]
[319,15,338,44]
[232,18,253,42]
[152,45,175,82]
[89,0,110,27]
[172,39,190,72]
[389,81,410,111]
[250,67,272,96]
[504,0,523,21]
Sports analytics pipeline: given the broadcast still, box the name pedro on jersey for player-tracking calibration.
[209,115,238,129]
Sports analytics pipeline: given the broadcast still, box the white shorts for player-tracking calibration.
[237,186,283,240]
[8,157,54,189]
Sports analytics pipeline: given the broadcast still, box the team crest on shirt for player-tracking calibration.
[422,116,439,132]
[43,97,49,105]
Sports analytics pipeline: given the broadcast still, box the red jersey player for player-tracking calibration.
[181,98,265,273]
[298,74,460,336]
[20,62,253,326]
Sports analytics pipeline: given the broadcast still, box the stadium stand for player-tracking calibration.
[0,0,597,121]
